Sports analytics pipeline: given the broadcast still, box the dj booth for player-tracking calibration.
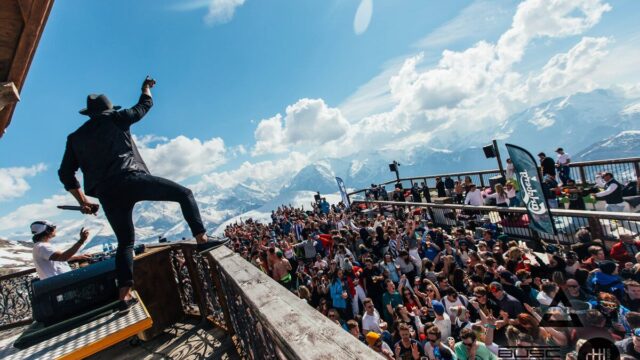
[0,246,184,359]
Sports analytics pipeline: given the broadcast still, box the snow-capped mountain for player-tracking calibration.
[498,89,640,153]
[0,238,33,275]
[574,130,640,161]
[281,161,337,194]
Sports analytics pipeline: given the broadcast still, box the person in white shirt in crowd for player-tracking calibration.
[483,183,509,207]
[505,158,515,179]
[594,172,626,212]
[361,297,386,334]
[31,221,91,280]
[555,147,571,185]
[464,184,484,206]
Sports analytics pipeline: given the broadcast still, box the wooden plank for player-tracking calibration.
[0,0,54,138]
[209,247,383,360]
[132,247,183,341]
[0,82,20,109]
[17,0,34,22]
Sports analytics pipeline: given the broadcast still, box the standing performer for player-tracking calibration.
[58,77,227,311]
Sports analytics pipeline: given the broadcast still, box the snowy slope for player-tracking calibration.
[574,130,640,161]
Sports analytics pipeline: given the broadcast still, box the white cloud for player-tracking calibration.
[172,0,246,25]
[197,151,310,191]
[334,0,614,155]
[414,0,515,49]
[529,36,610,97]
[0,193,72,232]
[135,135,226,182]
[205,0,246,25]
[353,0,373,35]
[0,163,47,202]
[253,99,349,156]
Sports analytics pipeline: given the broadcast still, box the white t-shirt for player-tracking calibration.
[32,242,71,279]
[557,153,570,166]
[434,314,451,342]
[362,309,382,334]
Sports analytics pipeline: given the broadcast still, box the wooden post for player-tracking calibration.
[578,165,587,185]
[0,82,20,110]
[205,252,234,334]
[182,245,209,320]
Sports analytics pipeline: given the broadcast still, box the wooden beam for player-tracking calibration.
[0,81,20,109]
[17,0,34,22]
[0,0,54,139]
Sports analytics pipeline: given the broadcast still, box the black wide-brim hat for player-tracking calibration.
[79,94,121,116]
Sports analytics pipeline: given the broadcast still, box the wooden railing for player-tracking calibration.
[347,157,640,200]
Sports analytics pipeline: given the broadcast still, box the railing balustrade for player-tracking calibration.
[352,200,640,249]
[347,157,640,201]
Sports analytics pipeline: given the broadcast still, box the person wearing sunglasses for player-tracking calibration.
[564,278,593,302]
[454,328,497,360]
[615,327,640,359]
[424,326,454,360]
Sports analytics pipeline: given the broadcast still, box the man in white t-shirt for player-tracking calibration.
[464,184,484,206]
[361,298,385,334]
[31,220,91,280]
[555,147,571,184]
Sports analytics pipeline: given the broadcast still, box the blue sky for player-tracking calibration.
[1,0,640,236]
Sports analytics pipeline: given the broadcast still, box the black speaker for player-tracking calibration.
[489,175,505,189]
[483,145,496,158]
[389,163,398,172]
[314,194,321,202]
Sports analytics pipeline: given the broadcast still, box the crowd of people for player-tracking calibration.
[365,147,640,213]
[223,201,640,359]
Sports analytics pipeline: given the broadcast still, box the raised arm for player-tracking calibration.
[115,77,155,127]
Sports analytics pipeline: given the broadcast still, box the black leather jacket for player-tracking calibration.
[58,94,153,197]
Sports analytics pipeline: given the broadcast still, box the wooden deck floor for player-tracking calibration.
[88,319,238,360]
[0,319,237,360]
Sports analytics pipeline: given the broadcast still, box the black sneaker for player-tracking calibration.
[196,236,230,253]
[117,297,139,315]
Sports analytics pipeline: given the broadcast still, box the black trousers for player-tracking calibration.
[98,172,206,288]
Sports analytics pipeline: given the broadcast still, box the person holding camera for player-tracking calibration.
[58,77,227,311]
[31,221,91,280]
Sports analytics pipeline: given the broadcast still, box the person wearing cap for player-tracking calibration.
[537,152,556,177]
[431,300,452,342]
[58,77,227,309]
[555,147,571,184]
[610,233,640,265]
[489,281,523,319]
[30,221,91,280]
[594,172,626,212]
[365,331,394,359]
